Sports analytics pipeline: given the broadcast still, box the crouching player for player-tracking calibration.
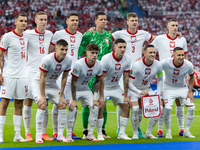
[66,44,103,141]
[98,39,131,140]
[32,39,72,143]
[161,47,195,138]
[128,45,163,139]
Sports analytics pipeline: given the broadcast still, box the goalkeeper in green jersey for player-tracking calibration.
[78,12,112,139]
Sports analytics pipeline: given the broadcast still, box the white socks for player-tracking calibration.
[13,115,22,136]
[97,118,104,135]
[158,107,165,131]
[88,106,99,135]
[138,109,143,128]
[185,106,195,130]
[119,116,129,134]
[67,107,77,135]
[117,106,122,129]
[131,106,139,134]
[58,109,66,137]
[23,105,31,134]
[176,106,184,131]
[36,109,45,137]
[0,116,6,137]
[52,104,58,134]
[164,108,172,131]
[42,106,48,134]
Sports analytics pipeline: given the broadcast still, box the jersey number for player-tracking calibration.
[172,79,178,83]
[49,75,58,79]
[40,47,45,54]
[132,46,135,53]
[81,80,88,85]
[21,52,25,59]
[71,49,74,56]
[111,76,118,82]
[142,80,148,85]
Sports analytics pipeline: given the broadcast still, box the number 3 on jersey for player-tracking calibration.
[40,47,45,54]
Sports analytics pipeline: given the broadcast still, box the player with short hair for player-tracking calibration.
[66,43,103,141]
[0,14,28,143]
[32,39,72,143]
[151,19,188,137]
[128,45,163,139]
[49,13,82,140]
[98,39,131,140]
[23,11,53,142]
[161,47,195,138]
[78,12,112,139]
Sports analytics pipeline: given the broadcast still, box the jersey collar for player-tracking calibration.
[85,57,95,68]
[54,52,64,63]
[172,58,184,68]
[35,28,45,34]
[166,33,178,40]
[65,28,77,35]
[142,57,153,67]
[12,30,23,37]
[112,51,123,62]
[126,29,138,35]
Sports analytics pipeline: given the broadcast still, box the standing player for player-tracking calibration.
[78,12,112,139]
[128,45,163,139]
[0,14,28,143]
[192,69,200,93]
[32,39,72,143]
[151,19,188,137]
[49,13,82,140]
[66,44,103,141]
[23,11,53,142]
[98,39,131,140]
[161,47,195,138]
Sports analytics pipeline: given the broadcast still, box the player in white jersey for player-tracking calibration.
[128,45,163,139]
[0,14,28,143]
[49,13,82,140]
[65,44,103,142]
[23,11,53,142]
[32,39,72,143]
[97,39,131,140]
[151,19,188,137]
[161,47,195,138]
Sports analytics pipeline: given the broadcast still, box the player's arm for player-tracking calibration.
[186,74,195,103]
[69,76,78,111]
[156,71,163,98]
[99,72,106,107]
[93,76,100,108]
[78,32,89,57]
[123,72,131,106]
[39,70,47,109]
[48,44,55,54]
[0,50,5,85]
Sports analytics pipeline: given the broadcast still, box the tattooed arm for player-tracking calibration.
[123,72,131,106]
[69,76,78,111]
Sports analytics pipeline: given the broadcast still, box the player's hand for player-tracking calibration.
[135,57,142,61]
[57,95,67,109]
[123,96,131,107]
[37,96,47,110]
[69,100,78,111]
[98,96,105,108]
[93,100,100,109]
[186,92,194,103]
[140,90,149,96]
[0,74,4,85]
[88,27,96,33]
[177,32,182,38]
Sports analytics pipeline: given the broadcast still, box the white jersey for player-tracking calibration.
[112,29,152,63]
[33,52,72,85]
[151,34,188,61]
[51,28,82,66]
[101,51,131,89]
[129,57,163,89]
[0,30,28,78]
[161,58,194,88]
[25,29,53,72]
[67,57,102,91]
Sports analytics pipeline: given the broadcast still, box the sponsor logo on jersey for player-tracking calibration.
[145,68,151,75]
[149,98,153,105]
[105,38,109,44]
[70,36,75,43]
[42,63,46,68]
[19,38,25,45]
[39,35,44,41]
[2,89,6,95]
[87,70,93,76]
[55,64,62,71]
[169,41,175,48]
[173,69,180,75]
[115,64,121,70]
[131,36,136,41]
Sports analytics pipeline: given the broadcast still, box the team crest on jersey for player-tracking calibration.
[131,36,136,41]
[145,68,151,75]
[72,68,77,74]
[1,89,6,95]
[169,41,175,48]
[70,36,75,43]
[173,69,180,75]
[55,64,62,71]
[39,35,44,41]
[115,64,121,70]
[87,70,93,76]
[19,38,25,45]
[42,63,46,68]
[105,38,109,44]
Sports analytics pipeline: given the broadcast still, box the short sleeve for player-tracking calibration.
[71,62,80,79]
[101,55,107,73]
[183,38,188,54]
[188,63,194,76]
[151,37,158,51]
[124,56,131,72]
[129,63,136,79]
[112,31,120,41]
[143,30,152,42]
[64,57,72,72]
[39,56,50,72]
[0,33,9,51]
[50,31,58,46]
[96,62,103,78]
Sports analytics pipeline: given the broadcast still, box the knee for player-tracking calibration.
[131,105,139,113]
[38,103,47,110]
[0,101,9,110]
[57,103,67,110]
[15,101,23,110]
[90,106,99,116]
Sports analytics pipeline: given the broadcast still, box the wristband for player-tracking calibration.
[93,92,98,100]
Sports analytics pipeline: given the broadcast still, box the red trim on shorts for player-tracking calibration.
[12,30,23,37]
[0,47,6,51]
[112,36,115,41]
[65,28,77,35]
[126,29,138,35]
[112,51,123,62]
[166,33,178,40]
[172,58,184,68]
[71,72,79,79]
[39,67,48,72]
[64,68,71,72]
[96,74,102,78]
[35,28,45,34]
[148,35,153,42]
[50,42,55,46]
[124,70,130,73]
[129,75,135,79]
[142,57,154,67]
[103,70,107,73]
[85,57,96,68]
[54,52,64,63]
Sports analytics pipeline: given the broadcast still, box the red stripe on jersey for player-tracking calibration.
[0,47,6,51]
[124,70,130,73]
[172,58,184,68]
[126,29,138,35]
[85,57,96,68]
[103,70,107,73]
[50,42,55,46]
[184,51,188,54]
[39,67,48,72]
[12,30,23,37]
[112,51,123,62]
[96,74,102,78]
[65,28,77,35]
[189,72,194,76]
[166,33,178,40]
[129,75,135,79]
[142,57,153,67]
[148,35,153,42]
[35,28,45,34]
[64,68,71,72]
[71,72,79,79]
[54,52,64,63]
[112,36,115,41]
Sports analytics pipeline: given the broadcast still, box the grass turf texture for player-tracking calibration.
[0,99,199,148]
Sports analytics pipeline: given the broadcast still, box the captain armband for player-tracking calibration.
[156,71,163,77]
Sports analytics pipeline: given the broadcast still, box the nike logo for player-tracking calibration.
[155,120,158,122]
[61,123,65,125]
[38,122,42,124]
[180,115,184,117]
[24,117,30,120]
[91,39,96,42]
[54,113,58,115]
[188,118,193,120]
[165,118,170,121]
[69,121,73,123]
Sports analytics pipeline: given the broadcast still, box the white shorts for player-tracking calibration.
[0,77,28,99]
[163,87,194,109]
[104,86,124,106]
[128,87,155,102]
[32,80,60,104]
[27,72,36,99]
[65,85,93,108]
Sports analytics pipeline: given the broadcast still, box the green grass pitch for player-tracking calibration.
[0,99,199,148]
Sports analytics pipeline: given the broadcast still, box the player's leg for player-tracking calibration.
[52,104,58,140]
[102,99,110,138]
[157,99,165,138]
[137,97,144,137]
[116,105,122,134]
[131,100,139,139]
[82,106,90,139]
